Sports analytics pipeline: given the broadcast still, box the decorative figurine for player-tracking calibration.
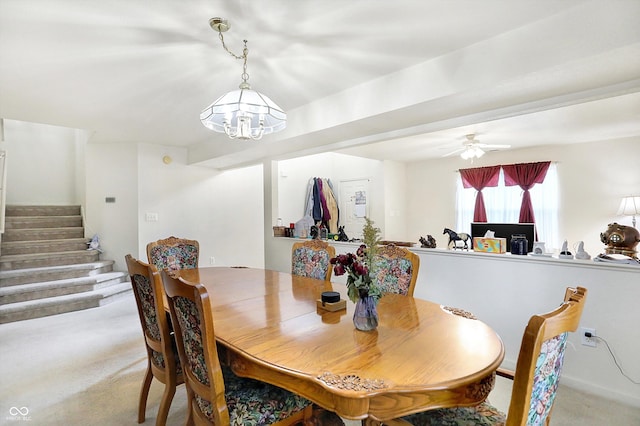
[532,241,546,255]
[310,225,319,239]
[337,226,349,242]
[575,241,591,260]
[419,235,437,248]
[443,228,471,250]
[559,240,574,259]
[600,222,639,259]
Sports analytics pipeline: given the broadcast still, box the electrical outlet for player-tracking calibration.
[209,256,216,265]
[581,327,596,347]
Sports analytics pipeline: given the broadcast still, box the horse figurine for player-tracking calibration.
[337,226,349,242]
[419,235,437,248]
[443,228,472,250]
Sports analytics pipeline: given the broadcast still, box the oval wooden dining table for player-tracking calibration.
[176,267,504,422]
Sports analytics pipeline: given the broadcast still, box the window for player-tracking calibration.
[456,163,559,250]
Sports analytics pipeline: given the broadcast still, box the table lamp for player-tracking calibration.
[617,196,640,228]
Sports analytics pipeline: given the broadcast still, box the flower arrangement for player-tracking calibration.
[330,218,382,304]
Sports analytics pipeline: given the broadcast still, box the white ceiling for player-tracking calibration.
[1,0,639,169]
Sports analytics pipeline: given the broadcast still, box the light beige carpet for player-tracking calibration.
[1,295,638,425]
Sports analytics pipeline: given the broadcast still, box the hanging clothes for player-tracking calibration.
[303,177,340,233]
[312,178,323,222]
[304,178,315,219]
[316,178,331,225]
[322,178,339,234]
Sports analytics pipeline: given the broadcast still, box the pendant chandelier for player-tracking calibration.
[200,18,286,140]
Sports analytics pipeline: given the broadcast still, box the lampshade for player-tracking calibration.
[617,196,640,216]
[617,195,640,227]
[200,84,286,140]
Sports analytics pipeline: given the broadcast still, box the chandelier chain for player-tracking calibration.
[217,30,250,84]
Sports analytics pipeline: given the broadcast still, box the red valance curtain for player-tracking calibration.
[460,166,501,222]
[502,161,551,223]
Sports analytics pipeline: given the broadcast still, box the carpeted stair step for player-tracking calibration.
[5,205,81,217]
[0,272,128,304]
[1,227,85,242]
[1,238,90,255]
[0,250,100,271]
[0,261,115,287]
[4,215,82,229]
[0,282,132,324]
[0,204,122,324]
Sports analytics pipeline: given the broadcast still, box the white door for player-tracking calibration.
[339,179,370,240]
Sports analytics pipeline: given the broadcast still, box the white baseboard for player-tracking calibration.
[500,359,640,409]
[560,375,640,409]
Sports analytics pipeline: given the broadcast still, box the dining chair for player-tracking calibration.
[125,254,184,426]
[160,270,315,425]
[371,244,420,297]
[374,286,588,426]
[291,239,336,281]
[147,236,199,271]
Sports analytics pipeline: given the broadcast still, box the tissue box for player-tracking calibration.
[273,226,286,237]
[473,237,507,253]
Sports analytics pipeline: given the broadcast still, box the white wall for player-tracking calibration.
[136,143,264,270]
[3,120,79,205]
[85,142,139,271]
[383,160,408,241]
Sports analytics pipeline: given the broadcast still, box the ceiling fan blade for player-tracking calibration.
[442,147,465,157]
[477,143,511,149]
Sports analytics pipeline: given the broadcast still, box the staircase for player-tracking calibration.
[0,205,130,324]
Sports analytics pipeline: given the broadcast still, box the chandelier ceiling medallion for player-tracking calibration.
[200,18,286,140]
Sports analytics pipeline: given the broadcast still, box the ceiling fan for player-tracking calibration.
[442,134,511,159]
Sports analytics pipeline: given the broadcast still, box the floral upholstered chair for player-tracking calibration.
[372,286,588,426]
[371,244,420,297]
[146,236,199,271]
[291,239,336,281]
[125,254,183,426]
[160,270,315,426]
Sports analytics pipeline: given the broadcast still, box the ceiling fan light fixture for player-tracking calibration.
[460,145,485,160]
[200,17,286,140]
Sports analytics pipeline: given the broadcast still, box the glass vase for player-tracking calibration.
[353,295,379,331]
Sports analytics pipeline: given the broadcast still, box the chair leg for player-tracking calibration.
[155,383,176,426]
[184,393,194,426]
[138,365,154,423]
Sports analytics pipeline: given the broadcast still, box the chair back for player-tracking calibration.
[125,254,180,379]
[147,236,199,271]
[291,239,336,281]
[506,286,588,426]
[372,244,420,297]
[160,270,229,425]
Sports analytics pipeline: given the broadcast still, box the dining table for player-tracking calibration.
[176,266,505,422]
